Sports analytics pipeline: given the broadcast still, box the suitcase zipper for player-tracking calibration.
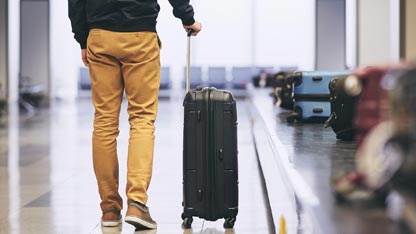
[203,88,214,220]
[208,88,215,220]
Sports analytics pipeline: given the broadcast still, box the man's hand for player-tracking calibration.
[81,49,89,67]
[184,21,202,36]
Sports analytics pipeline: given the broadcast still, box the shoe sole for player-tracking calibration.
[125,215,157,229]
[102,217,122,227]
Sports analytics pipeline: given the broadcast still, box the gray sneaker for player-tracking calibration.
[125,202,157,229]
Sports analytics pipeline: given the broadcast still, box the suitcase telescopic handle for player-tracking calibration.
[185,29,194,93]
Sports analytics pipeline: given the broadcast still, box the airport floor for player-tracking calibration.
[0,90,413,234]
[0,97,273,234]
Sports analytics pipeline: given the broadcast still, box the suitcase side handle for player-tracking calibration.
[313,108,324,113]
[286,72,303,86]
[312,76,322,81]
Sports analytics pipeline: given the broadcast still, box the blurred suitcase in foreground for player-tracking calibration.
[272,72,294,110]
[286,71,350,123]
[390,133,416,234]
[376,69,416,233]
[355,68,416,194]
[182,30,239,229]
[331,66,416,217]
[324,76,359,141]
[388,69,416,196]
[348,67,390,146]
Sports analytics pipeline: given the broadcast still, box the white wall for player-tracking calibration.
[155,0,315,86]
[358,0,400,66]
[149,0,315,83]
[50,0,83,100]
[346,0,357,69]
[51,0,316,100]
[193,0,253,66]
[253,0,315,70]
[8,0,19,103]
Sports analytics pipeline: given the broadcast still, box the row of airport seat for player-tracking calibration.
[164,66,277,90]
[79,66,297,97]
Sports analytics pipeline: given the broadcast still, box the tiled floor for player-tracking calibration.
[5,90,412,234]
[0,98,274,234]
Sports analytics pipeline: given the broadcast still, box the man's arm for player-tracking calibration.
[168,0,195,26]
[68,0,89,49]
[168,0,202,35]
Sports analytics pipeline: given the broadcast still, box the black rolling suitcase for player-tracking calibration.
[181,30,239,229]
[252,71,274,88]
[324,76,358,141]
[272,71,294,110]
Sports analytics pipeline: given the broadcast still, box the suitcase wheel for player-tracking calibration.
[223,217,236,229]
[287,106,302,123]
[286,114,296,123]
[182,217,193,229]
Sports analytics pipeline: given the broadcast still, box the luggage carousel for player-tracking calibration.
[250,88,413,234]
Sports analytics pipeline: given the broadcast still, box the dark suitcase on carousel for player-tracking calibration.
[252,71,274,88]
[324,76,359,141]
[272,72,294,110]
[182,30,239,229]
[286,71,350,122]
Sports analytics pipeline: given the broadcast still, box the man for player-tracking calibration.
[68,0,201,229]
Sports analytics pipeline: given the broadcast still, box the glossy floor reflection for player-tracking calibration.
[250,89,413,234]
[0,98,274,234]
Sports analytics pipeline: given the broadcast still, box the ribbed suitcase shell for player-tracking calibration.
[182,87,239,222]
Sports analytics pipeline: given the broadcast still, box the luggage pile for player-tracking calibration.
[330,65,416,233]
[252,69,275,88]
[272,70,355,140]
[267,64,416,231]
[286,71,350,124]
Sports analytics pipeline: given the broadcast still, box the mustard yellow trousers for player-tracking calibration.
[87,29,160,212]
